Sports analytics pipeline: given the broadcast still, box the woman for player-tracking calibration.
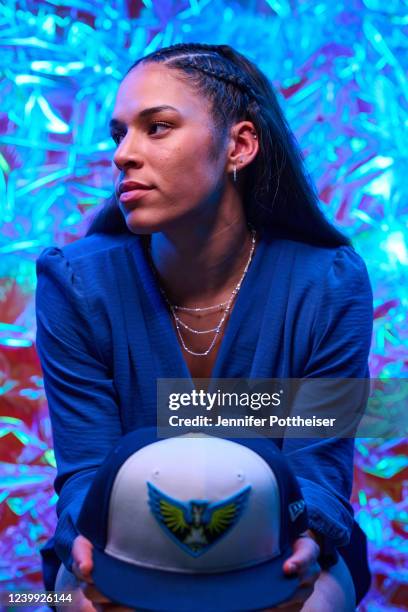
[36,43,373,611]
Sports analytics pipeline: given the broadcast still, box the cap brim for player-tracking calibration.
[91,545,299,612]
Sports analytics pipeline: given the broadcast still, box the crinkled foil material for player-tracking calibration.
[0,1,407,609]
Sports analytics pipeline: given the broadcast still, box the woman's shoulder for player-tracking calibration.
[35,232,141,296]
[50,231,135,260]
[262,233,370,286]
[36,232,138,271]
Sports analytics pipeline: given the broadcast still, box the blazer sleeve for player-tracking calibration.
[35,247,123,571]
[282,245,373,551]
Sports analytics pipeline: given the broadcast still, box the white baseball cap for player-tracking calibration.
[77,429,308,611]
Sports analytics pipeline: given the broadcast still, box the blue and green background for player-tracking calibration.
[0,1,407,610]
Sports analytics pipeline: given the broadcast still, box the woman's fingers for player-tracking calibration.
[283,535,320,576]
[71,538,123,609]
[72,561,83,582]
[72,535,95,583]
[276,535,322,610]
[299,560,321,588]
[72,559,94,584]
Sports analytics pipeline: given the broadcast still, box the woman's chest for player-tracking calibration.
[104,286,311,432]
[169,313,228,379]
[180,336,224,379]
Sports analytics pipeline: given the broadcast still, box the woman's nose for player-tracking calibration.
[113,132,143,171]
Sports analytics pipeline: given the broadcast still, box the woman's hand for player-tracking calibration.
[71,532,320,612]
[275,531,321,611]
[72,535,133,612]
[72,535,94,585]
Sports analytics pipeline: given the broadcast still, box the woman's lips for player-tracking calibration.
[119,187,154,203]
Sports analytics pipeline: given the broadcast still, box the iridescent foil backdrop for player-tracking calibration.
[0,1,407,610]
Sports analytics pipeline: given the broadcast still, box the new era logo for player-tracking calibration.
[289,500,306,522]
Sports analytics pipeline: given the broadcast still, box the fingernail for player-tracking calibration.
[287,562,297,572]
[79,563,88,576]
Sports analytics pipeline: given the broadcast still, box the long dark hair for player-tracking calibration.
[86,43,350,247]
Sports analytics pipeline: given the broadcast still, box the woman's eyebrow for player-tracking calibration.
[109,105,180,129]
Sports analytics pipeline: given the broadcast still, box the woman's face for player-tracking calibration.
[111,62,229,234]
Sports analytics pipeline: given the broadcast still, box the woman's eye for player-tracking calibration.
[148,121,171,135]
[110,122,171,144]
[111,131,125,145]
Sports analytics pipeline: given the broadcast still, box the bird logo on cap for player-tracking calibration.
[147,482,251,557]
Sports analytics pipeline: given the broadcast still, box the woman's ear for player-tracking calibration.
[227,121,259,174]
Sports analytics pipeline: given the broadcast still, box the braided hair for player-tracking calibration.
[86,43,350,247]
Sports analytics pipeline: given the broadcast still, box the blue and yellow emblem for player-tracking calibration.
[147,482,251,557]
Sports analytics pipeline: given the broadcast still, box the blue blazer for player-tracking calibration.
[35,230,373,576]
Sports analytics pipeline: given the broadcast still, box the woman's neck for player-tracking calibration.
[149,216,255,308]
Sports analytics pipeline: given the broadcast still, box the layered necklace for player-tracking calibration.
[148,229,257,357]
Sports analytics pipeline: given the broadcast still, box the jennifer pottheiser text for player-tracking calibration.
[168,415,337,428]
